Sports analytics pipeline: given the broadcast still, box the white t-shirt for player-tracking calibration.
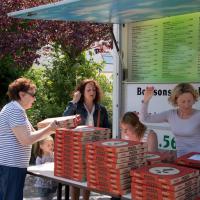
[84,104,95,126]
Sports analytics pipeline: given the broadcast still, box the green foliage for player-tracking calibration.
[24,47,112,127]
[0,55,24,107]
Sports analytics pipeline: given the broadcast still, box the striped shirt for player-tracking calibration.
[0,101,32,168]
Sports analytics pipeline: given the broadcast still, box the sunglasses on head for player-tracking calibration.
[25,91,36,97]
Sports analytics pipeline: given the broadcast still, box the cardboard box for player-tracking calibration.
[37,115,81,129]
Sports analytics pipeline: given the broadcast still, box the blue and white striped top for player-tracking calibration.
[0,101,32,168]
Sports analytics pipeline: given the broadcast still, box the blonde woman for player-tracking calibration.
[141,83,200,157]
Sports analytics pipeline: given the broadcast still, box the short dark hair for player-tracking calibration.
[74,79,102,103]
[7,77,36,101]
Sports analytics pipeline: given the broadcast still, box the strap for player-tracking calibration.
[97,109,100,127]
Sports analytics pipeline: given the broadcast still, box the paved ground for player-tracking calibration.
[23,174,111,200]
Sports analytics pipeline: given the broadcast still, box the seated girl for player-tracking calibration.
[120,111,158,152]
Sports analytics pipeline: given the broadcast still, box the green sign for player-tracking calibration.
[128,12,200,83]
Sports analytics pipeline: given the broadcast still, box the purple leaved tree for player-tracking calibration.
[0,0,112,69]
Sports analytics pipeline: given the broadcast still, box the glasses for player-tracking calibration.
[25,91,36,98]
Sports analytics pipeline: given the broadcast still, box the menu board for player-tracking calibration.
[127,12,200,83]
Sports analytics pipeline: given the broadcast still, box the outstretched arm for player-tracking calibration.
[140,86,169,123]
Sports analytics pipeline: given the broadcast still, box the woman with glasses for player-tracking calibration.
[0,77,60,200]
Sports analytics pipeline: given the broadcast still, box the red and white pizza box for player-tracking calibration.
[87,182,98,189]
[132,183,198,199]
[87,166,131,177]
[132,176,198,192]
[54,163,86,172]
[176,152,200,169]
[98,182,130,191]
[55,157,85,167]
[86,142,96,149]
[94,151,146,161]
[104,160,146,169]
[72,126,111,136]
[55,158,85,165]
[37,115,81,128]
[95,148,147,158]
[92,154,145,164]
[95,165,133,174]
[132,188,197,200]
[93,156,145,165]
[146,152,165,165]
[92,174,131,185]
[73,135,94,140]
[96,184,130,195]
[94,139,147,153]
[89,171,130,181]
[92,133,111,140]
[93,127,111,134]
[130,163,199,185]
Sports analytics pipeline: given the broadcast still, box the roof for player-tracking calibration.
[8,0,200,24]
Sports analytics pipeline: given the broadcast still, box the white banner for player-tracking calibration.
[122,83,200,150]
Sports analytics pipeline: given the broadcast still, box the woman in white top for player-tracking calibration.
[140,83,200,157]
[0,78,60,200]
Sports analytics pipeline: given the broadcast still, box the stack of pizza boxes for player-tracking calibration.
[176,152,200,169]
[146,152,166,165]
[37,115,82,129]
[86,139,147,195]
[176,152,200,196]
[54,126,111,181]
[130,163,199,200]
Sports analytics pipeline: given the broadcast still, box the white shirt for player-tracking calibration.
[84,104,95,126]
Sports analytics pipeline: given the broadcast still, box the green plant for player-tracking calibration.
[24,47,112,127]
[0,55,24,107]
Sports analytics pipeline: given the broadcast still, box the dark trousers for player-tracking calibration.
[0,165,27,200]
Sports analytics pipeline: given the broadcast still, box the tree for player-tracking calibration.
[24,47,112,126]
[0,0,112,107]
[0,0,112,68]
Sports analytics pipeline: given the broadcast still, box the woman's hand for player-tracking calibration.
[49,120,60,131]
[143,86,154,103]
[72,91,81,104]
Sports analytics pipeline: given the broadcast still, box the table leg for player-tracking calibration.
[65,185,70,200]
[57,183,62,200]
